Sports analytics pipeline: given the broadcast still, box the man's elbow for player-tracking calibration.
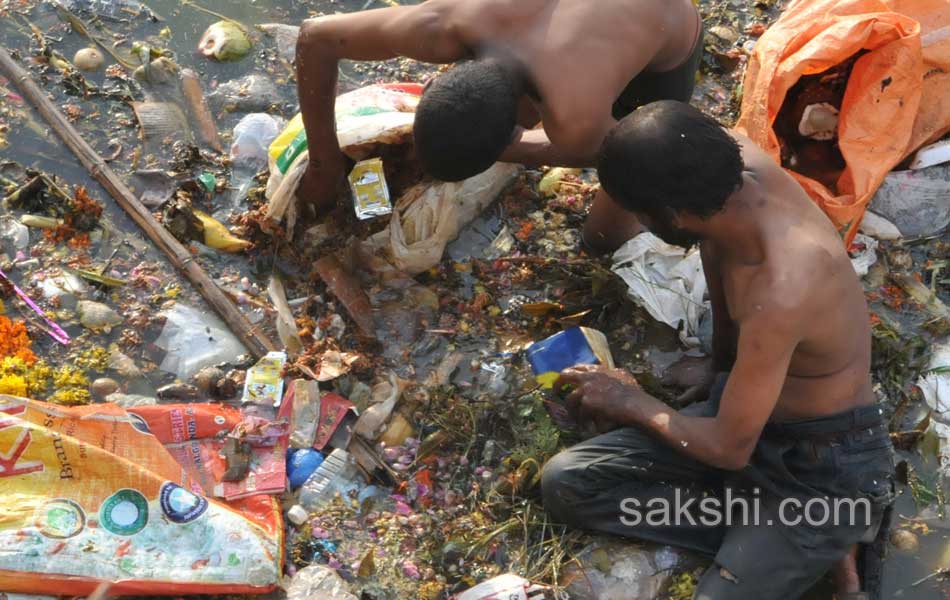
[709,438,755,471]
[297,18,337,61]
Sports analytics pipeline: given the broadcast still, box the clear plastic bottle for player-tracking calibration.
[298,448,363,511]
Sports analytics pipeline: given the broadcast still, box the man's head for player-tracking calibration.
[597,101,744,248]
[413,59,523,182]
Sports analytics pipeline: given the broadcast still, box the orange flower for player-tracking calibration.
[0,316,37,365]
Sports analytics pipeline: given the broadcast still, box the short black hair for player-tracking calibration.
[598,101,744,221]
[413,59,520,182]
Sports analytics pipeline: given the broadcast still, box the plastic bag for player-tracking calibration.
[230,113,282,169]
[0,396,281,595]
[611,233,709,346]
[132,400,291,502]
[265,83,422,208]
[286,565,357,600]
[736,0,950,244]
[154,304,248,380]
[365,163,522,275]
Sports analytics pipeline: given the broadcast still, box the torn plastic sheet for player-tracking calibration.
[918,339,950,475]
[611,233,709,347]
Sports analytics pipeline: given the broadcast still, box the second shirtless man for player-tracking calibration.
[295,0,703,253]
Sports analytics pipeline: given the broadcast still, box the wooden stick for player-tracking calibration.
[0,47,276,358]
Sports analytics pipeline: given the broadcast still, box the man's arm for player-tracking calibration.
[701,242,738,372]
[295,2,469,204]
[559,309,799,470]
[500,115,615,168]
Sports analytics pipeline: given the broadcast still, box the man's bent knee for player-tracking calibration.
[540,450,586,525]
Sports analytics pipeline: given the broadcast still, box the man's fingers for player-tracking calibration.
[564,387,585,421]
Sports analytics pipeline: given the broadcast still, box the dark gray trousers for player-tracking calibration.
[540,377,895,599]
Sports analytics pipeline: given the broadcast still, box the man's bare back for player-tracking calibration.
[295,0,700,219]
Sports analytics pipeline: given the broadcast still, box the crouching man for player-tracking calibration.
[541,101,895,600]
[295,0,704,253]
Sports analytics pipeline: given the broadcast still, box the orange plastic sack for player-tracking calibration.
[0,396,282,596]
[736,0,950,244]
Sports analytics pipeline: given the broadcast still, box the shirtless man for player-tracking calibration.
[541,101,895,599]
[295,0,704,253]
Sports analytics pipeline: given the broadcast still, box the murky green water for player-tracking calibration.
[0,0,946,597]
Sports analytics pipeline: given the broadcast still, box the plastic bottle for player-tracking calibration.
[298,449,363,511]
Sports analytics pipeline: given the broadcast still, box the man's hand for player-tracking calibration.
[298,158,348,213]
[556,364,643,432]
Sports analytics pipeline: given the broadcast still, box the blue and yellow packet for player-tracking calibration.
[526,327,614,429]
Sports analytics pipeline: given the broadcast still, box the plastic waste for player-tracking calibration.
[287,504,309,526]
[918,340,950,476]
[289,379,320,448]
[869,163,950,237]
[287,448,325,489]
[230,113,282,169]
[0,397,281,595]
[353,371,400,441]
[0,215,29,253]
[241,351,287,407]
[858,210,902,241]
[210,74,283,114]
[154,303,248,380]
[910,137,950,170]
[452,573,553,600]
[563,540,679,600]
[849,233,878,277]
[39,271,88,301]
[737,0,950,245]
[611,233,709,346]
[258,23,299,62]
[364,162,522,275]
[64,0,155,19]
[286,565,357,600]
[298,448,363,511]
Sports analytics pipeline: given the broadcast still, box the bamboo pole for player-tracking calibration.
[0,47,276,358]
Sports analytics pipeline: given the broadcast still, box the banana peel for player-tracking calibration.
[194,210,251,252]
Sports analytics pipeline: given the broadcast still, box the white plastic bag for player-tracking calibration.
[366,163,522,275]
[611,233,709,346]
[154,304,248,380]
[231,113,282,168]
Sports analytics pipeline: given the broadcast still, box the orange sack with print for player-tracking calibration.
[0,396,283,596]
[736,0,950,244]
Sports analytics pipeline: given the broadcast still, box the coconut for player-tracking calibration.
[74,48,104,72]
[198,21,251,62]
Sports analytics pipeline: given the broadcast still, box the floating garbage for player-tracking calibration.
[209,73,282,113]
[230,113,282,168]
[72,47,103,71]
[77,300,122,332]
[154,303,247,380]
[198,20,251,62]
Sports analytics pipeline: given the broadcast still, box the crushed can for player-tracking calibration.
[348,158,392,220]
